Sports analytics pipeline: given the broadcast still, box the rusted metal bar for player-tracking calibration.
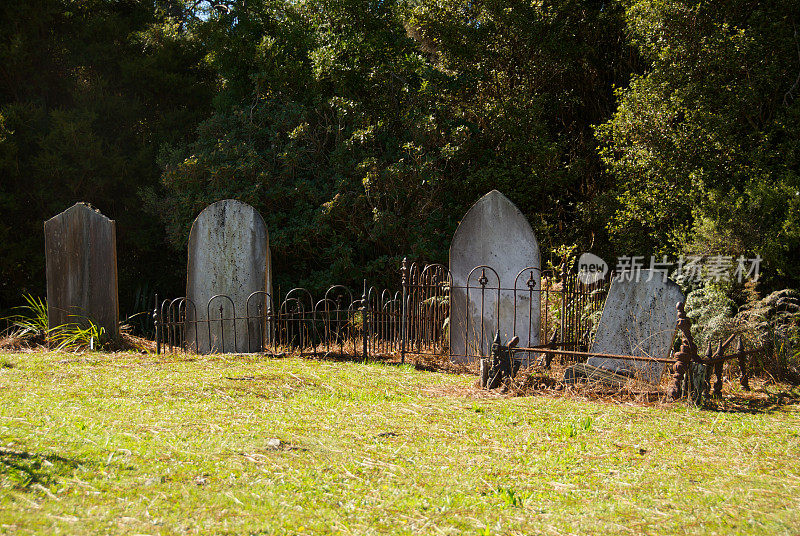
[560,264,567,350]
[543,331,559,369]
[361,281,368,363]
[512,346,677,364]
[703,341,719,397]
[699,346,765,366]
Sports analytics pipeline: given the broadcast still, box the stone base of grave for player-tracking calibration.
[563,363,633,389]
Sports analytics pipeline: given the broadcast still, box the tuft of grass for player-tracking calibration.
[562,422,578,438]
[0,351,798,535]
[581,415,593,430]
[1,295,49,342]
[48,318,105,351]
[2,296,106,351]
[496,487,523,508]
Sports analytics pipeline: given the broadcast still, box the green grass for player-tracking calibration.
[1,351,799,535]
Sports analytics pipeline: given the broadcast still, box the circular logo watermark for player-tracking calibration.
[577,252,608,285]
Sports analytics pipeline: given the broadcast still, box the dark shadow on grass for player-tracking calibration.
[298,350,474,375]
[701,390,800,414]
[0,448,84,490]
[298,350,393,363]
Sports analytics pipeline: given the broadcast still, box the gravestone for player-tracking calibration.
[586,270,684,383]
[449,190,540,362]
[44,203,119,340]
[186,199,271,353]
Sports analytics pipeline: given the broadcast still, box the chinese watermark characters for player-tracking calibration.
[614,255,761,283]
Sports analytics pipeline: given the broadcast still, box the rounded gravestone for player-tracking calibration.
[44,203,119,340]
[186,200,271,353]
[449,190,540,362]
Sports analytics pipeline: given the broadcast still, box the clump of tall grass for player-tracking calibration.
[1,295,105,351]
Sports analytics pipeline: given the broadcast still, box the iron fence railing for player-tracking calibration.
[154,258,611,365]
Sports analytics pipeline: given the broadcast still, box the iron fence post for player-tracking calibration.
[154,293,160,355]
[560,263,567,349]
[736,337,750,391]
[400,257,408,364]
[361,280,368,363]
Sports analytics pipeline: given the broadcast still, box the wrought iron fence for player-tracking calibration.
[402,261,610,366]
[154,259,611,365]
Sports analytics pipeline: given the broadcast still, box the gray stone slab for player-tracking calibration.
[44,203,119,340]
[186,200,271,353]
[587,270,684,383]
[449,190,540,361]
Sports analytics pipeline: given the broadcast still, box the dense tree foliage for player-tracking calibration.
[1,0,798,316]
[597,0,800,289]
[150,0,634,294]
[0,0,213,311]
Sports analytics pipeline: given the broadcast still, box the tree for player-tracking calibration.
[154,0,635,294]
[597,0,800,289]
[0,0,213,311]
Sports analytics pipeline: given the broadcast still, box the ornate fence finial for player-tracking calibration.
[668,301,698,400]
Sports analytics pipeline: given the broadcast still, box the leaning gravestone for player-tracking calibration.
[586,270,684,383]
[449,190,540,362]
[44,203,119,340]
[186,200,271,353]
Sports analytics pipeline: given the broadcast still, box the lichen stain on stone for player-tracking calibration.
[186,200,271,353]
[588,272,684,383]
[449,190,541,360]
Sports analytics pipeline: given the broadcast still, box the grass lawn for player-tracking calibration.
[0,351,799,535]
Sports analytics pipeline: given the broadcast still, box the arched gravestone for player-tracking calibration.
[449,190,540,362]
[44,203,119,340]
[186,200,272,353]
[587,271,685,383]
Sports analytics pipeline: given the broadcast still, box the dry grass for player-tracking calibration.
[0,329,155,354]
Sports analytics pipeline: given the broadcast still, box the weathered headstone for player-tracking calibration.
[586,270,684,383]
[449,190,541,362]
[186,199,271,353]
[44,203,119,340]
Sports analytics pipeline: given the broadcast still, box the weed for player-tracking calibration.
[49,318,105,351]
[2,294,48,340]
[1,296,106,351]
[581,415,593,430]
[497,487,523,508]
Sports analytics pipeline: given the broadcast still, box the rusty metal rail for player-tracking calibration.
[511,346,677,364]
[507,302,770,403]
